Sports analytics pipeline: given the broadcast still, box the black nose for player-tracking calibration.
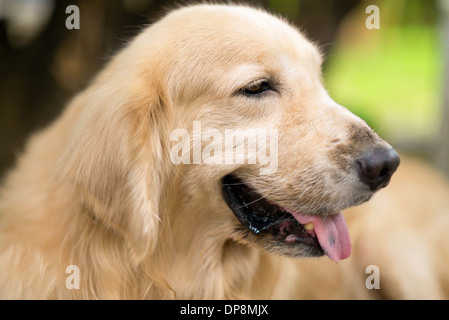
[357,147,400,191]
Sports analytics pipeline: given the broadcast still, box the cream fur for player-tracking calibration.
[0,4,448,299]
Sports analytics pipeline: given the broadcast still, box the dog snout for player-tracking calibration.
[357,147,400,191]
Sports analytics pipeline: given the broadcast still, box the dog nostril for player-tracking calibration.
[379,167,390,179]
[357,147,400,191]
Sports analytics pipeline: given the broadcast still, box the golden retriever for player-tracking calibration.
[0,4,448,299]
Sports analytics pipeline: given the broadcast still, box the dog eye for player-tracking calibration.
[242,80,271,96]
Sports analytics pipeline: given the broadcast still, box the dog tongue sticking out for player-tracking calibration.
[288,211,351,263]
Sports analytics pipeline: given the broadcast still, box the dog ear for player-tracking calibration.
[57,76,172,262]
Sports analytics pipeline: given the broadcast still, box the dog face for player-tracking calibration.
[61,5,399,264]
[154,6,400,262]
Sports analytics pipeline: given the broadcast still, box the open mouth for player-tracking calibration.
[221,174,351,263]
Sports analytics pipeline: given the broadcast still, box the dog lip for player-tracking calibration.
[221,174,323,253]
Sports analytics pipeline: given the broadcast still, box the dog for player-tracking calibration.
[0,4,447,299]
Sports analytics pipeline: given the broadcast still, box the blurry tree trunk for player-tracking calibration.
[436,0,449,177]
[0,0,171,175]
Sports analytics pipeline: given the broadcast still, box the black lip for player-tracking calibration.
[221,174,323,252]
[222,175,291,234]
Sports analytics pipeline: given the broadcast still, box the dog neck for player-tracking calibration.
[143,182,286,299]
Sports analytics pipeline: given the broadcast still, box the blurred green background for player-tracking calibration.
[324,0,444,156]
[0,0,448,177]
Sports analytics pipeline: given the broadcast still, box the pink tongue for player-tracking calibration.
[288,211,351,263]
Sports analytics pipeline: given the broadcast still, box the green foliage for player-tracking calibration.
[324,3,442,142]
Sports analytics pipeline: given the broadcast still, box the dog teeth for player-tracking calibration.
[303,223,314,231]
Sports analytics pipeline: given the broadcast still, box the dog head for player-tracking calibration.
[159,5,400,262]
[58,5,399,263]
